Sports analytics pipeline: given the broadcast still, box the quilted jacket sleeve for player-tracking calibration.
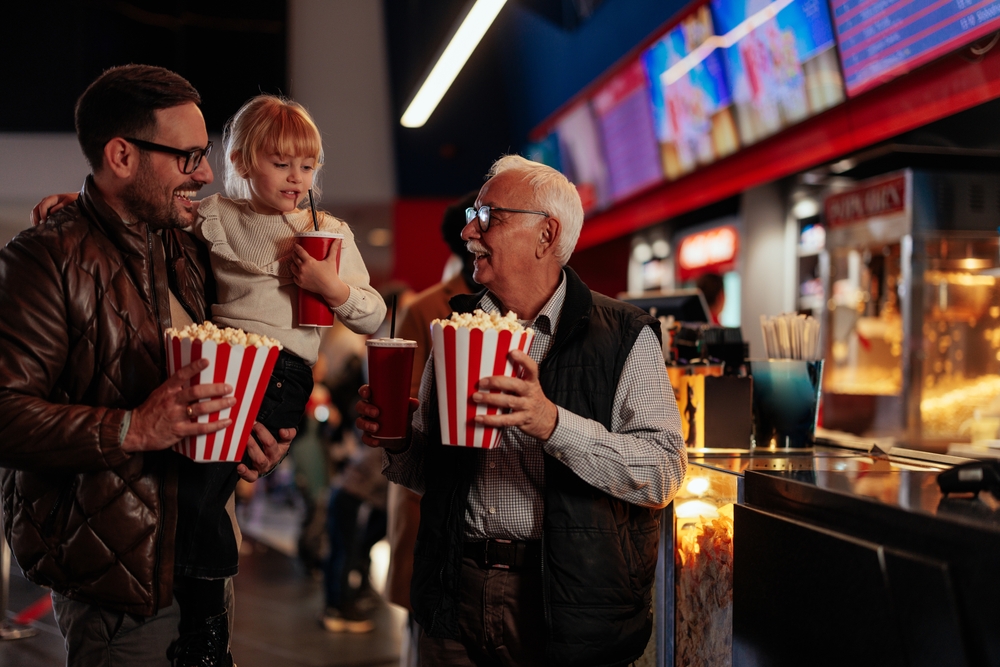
[0,230,131,473]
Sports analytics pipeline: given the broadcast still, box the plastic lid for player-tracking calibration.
[366,338,417,348]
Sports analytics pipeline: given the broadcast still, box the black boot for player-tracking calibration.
[167,611,235,667]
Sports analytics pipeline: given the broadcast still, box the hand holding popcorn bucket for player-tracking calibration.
[165,322,282,462]
[431,310,534,448]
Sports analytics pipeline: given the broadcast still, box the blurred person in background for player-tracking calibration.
[389,191,479,665]
[357,156,687,666]
[321,281,414,633]
[696,272,725,325]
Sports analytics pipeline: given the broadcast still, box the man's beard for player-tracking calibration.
[120,156,199,230]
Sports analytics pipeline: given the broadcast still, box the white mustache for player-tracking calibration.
[466,242,489,255]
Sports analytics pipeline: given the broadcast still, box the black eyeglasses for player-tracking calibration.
[124,138,213,175]
[465,205,548,233]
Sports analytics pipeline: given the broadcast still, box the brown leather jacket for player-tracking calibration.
[0,177,212,615]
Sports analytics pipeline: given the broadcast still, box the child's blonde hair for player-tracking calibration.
[223,95,325,202]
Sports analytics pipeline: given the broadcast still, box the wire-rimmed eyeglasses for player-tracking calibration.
[124,137,213,175]
[465,205,548,233]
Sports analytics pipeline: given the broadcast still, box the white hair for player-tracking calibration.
[486,154,584,265]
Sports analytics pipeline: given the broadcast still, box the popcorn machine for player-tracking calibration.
[820,169,1000,450]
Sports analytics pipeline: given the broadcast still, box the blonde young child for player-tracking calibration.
[173,96,384,666]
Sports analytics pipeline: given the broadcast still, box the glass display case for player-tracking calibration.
[672,461,739,667]
[657,446,951,667]
[819,170,1000,449]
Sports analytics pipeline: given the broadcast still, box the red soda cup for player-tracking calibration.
[294,232,343,327]
[366,338,417,439]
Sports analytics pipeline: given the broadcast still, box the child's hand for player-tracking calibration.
[290,243,350,308]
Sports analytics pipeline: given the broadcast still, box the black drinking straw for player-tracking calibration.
[307,189,319,231]
[389,295,397,339]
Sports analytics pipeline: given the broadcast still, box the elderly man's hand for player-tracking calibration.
[355,385,418,452]
[236,423,295,482]
[472,349,558,441]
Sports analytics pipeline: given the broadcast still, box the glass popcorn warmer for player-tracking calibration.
[819,169,1000,450]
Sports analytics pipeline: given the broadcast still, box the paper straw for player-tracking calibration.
[308,189,319,232]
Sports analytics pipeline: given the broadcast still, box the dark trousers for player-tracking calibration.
[323,487,387,611]
[174,349,313,578]
[418,557,546,667]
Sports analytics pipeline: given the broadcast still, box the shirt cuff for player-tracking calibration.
[542,406,594,464]
[380,439,415,471]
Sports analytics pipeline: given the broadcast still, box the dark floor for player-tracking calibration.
[1,491,405,667]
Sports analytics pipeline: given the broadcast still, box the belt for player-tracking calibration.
[463,539,542,571]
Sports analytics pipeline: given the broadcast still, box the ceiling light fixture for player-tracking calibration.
[400,0,507,128]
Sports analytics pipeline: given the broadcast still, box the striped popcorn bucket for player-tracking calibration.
[431,323,534,448]
[165,333,281,462]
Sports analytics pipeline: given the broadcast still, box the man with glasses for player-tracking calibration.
[0,64,292,666]
[357,155,687,666]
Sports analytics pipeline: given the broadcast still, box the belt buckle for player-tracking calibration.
[488,538,513,570]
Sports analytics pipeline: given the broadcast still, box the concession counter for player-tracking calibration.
[651,439,1000,667]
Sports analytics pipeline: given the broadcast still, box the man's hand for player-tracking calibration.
[122,358,236,453]
[31,193,79,225]
[355,384,418,452]
[236,423,295,482]
[472,349,559,441]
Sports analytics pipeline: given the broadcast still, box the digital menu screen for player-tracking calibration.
[833,0,1000,97]
[554,103,612,214]
[711,0,845,147]
[591,60,665,203]
[641,6,740,181]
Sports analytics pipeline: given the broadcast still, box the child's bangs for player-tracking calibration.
[268,111,322,162]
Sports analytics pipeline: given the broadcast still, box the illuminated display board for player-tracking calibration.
[641,6,740,181]
[710,0,845,146]
[833,0,1000,97]
[592,60,665,202]
[554,103,612,214]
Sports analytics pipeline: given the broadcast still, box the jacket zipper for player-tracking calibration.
[147,226,165,610]
[147,228,162,328]
[164,235,198,322]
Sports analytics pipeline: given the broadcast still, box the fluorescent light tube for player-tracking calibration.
[400,0,507,128]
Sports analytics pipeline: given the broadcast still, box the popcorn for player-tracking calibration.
[431,309,533,335]
[165,321,283,350]
[431,310,535,448]
[165,322,282,462]
[676,504,734,666]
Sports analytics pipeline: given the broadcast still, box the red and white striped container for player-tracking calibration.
[165,333,281,462]
[431,323,534,448]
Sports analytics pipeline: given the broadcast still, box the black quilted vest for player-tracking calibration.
[411,267,661,667]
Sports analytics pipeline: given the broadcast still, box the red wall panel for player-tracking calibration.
[391,198,456,293]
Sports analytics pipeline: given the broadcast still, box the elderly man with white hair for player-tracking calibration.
[356,155,687,667]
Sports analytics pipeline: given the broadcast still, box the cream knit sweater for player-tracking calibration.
[192,194,385,365]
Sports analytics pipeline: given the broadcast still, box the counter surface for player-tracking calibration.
[686,445,1000,534]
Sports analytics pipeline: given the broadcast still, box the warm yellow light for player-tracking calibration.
[400,0,507,128]
[685,476,711,496]
[675,500,719,520]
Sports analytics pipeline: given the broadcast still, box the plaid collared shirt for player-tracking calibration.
[383,272,687,540]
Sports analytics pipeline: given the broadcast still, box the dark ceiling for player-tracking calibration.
[1,0,287,135]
